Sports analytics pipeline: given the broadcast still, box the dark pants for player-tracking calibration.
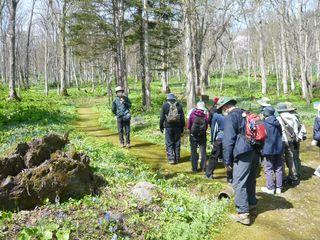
[263,155,283,190]
[165,128,181,163]
[206,139,222,177]
[233,150,259,214]
[190,135,206,171]
[117,118,130,145]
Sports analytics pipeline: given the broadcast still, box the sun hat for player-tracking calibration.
[276,102,295,112]
[167,93,176,100]
[257,97,271,107]
[196,101,206,111]
[115,86,124,93]
[216,97,237,109]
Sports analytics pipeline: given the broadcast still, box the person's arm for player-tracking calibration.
[222,115,237,166]
[124,97,132,109]
[112,100,117,115]
[180,105,185,132]
[159,104,166,132]
[314,118,320,141]
[211,115,217,144]
[187,112,194,130]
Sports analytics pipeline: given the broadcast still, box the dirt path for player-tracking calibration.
[75,99,320,240]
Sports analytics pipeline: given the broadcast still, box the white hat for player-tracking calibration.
[115,86,124,93]
[196,101,206,111]
[257,97,271,107]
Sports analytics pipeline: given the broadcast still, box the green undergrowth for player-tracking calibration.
[0,85,108,155]
[1,134,229,240]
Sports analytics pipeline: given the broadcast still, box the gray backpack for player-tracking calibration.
[166,102,180,124]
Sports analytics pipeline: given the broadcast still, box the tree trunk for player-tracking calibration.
[143,0,151,110]
[184,1,196,111]
[298,0,310,104]
[59,1,68,96]
[280,20,288,94]
[25,0,36,90]
[8,0,19,100]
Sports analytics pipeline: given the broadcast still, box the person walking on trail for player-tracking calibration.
[187,101,209,172]
[112,86,132,148]
[159,93,185,164]
[217,97,259,226]
[260,106,284,195]
[276,102,301,186]
[206,109,225,180]
[311,105,320,177]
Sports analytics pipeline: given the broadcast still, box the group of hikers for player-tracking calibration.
[111,86,320,226]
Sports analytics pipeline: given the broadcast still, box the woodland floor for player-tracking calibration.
[75,97,320,240]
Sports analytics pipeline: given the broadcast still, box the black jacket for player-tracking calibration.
[159,100,185,130]
[112,96,132,118]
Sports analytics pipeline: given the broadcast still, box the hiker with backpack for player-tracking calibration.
[208,97,220,124]
[159,93,185,164]
[260,106,284,194]
[187,101,209,172]
[217,97,263,226]
[276,102,301,186]
[206,108,225,180]
[112,86,132,148]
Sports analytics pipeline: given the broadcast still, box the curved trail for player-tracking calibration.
[75,99,320,240]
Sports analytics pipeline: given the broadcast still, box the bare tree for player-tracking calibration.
[7,0,20,100]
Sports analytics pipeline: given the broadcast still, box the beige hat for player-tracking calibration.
[257,97,271,107]
[115,86,124,93]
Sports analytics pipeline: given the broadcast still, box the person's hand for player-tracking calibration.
[226,165,232,172]
[160,127,164,133]
[311,140,318,146]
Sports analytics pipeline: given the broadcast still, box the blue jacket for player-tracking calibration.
[211,113,225,143]
[222,108,253,166]
[262,116,284,156]
[313,117,320,141]
[112,96,132,118]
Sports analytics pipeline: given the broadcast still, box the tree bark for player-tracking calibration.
[7,0,19,100]
[25,0,36,90]
[184,0,196,111]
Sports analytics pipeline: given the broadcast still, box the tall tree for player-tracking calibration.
[7,0,20,100]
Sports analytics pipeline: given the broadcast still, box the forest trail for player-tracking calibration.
[74,98,320,240]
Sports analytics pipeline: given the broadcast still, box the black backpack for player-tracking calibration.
[191,116,207,138]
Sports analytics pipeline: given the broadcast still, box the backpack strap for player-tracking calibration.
[280,116,296,139]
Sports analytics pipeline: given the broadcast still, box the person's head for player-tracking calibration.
[115,86,125,97]
[262,106,275,118]
[167,93,176,102]
[216,97,237,115]
[196,101,206,112]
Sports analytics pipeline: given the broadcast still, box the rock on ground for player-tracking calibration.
[131,181,156,204]
[0,134,104,211]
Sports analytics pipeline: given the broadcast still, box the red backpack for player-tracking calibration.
[242,112,266,145]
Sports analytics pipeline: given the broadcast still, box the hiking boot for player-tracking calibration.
[168,160,175,165]
[126,144,131,149]
[205,174,214,180]
[120,143,125,148]
[261,187,275,195]
[230,213,250,226]
[275,188,282,194]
